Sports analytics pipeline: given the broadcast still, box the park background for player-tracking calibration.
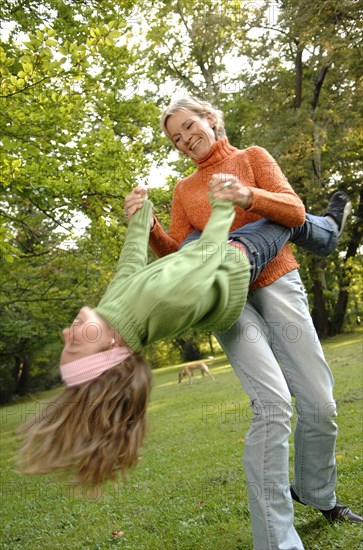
[0,1,362,548]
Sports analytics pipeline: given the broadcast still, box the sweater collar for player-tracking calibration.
[195,137,238,170]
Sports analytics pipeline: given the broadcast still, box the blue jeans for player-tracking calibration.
[216,271,337,549]
[181,213,338,284]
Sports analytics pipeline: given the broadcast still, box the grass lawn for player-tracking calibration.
[1,331,362,549]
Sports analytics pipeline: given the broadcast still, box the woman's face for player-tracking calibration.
[165,109,217,161]
[60,307,115,365]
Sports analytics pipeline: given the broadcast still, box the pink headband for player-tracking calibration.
[60,347,134,387]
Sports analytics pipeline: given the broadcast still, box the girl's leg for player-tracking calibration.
[229,191,350,263]
[228,213,338,283]
[180,213,338,256]
[180,192,349,283]
[287,213,338,255]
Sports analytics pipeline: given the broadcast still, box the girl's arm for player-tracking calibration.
[97,201,153,311]
[150,198,247,309]
[114,200,154,280]
[149,184,193,257]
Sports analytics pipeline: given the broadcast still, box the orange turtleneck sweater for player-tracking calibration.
[149,138,306,289]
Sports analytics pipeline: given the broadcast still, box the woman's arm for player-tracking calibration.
[243,146,306,227]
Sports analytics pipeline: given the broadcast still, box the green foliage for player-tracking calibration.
[139,0,362,337]
[138,0,261,104]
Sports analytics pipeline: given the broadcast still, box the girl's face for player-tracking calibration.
[165,109,217,161]
[60,307,116,365]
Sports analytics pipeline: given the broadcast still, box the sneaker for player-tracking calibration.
[324,191,352,238]
[290,486,363,524]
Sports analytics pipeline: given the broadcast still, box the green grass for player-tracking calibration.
[1,332,362,549]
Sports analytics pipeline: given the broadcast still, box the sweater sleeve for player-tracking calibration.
[110,201,153,281]
[149,198,241,308]
[245,146,306,227]
[96,201,153,312]
[148,182,194,258]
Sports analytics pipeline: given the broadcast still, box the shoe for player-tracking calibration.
[320,502,363,523]
[290,487,363,524]
[324,191,352,238]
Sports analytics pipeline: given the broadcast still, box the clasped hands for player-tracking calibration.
[209,173,252,209]
[124,174,252,223]
[124,186,151,224]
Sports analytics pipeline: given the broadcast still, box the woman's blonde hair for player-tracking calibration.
[161,96,226,142]
[18,354,152,485]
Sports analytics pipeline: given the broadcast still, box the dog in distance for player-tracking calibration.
[178,358,215,384]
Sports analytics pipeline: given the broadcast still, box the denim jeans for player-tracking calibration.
[216,270,337,549]
[181,213,338,284]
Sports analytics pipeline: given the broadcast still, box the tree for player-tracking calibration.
[271,0,363,334]
[0,0,162,401]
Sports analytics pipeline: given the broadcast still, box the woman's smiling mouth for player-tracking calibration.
[190,138,202,151]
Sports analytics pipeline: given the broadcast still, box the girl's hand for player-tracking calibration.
[124,187,148,220]
[209,173,253,209]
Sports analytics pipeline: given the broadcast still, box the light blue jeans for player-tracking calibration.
[179,213,339,548]
[216,270,337,550]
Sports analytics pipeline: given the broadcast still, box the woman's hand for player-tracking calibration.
[124,187,154,227]
[209,173,253,209]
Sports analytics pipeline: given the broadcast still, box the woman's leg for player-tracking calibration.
[216,300,305,550]
[247,270,338,510]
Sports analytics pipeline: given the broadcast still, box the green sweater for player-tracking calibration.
[95,199,250,352]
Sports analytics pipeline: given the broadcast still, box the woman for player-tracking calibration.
[125,96,361,549]
[19,191,341,488]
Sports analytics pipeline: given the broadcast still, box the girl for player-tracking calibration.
[18,188,346,486]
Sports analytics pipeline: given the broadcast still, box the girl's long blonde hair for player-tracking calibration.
[18,354,152,484]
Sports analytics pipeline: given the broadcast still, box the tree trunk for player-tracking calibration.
[310,62,331,183]
[311,259,330,336]
[330,188,363,334]
[15,354,31,395]
[311,63,331,111]
[207,332,215,356]
[294,41,303,109]
[174,337,202,362]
